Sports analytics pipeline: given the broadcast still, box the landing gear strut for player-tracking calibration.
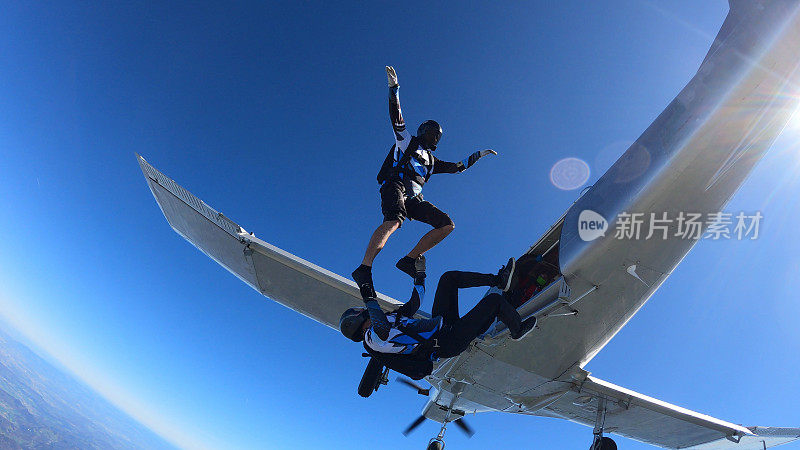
[590,397,617,450]
[399,379,473,449]
[407,405,473,450]
[426,409,452,450]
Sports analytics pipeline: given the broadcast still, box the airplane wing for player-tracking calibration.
[529,375,800,449]
[136,154,407,330]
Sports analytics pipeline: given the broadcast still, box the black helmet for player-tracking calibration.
[339,307,369,342]
[417,120,442,150]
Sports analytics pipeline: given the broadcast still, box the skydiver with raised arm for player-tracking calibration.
[351,66,497,294]
[340,257,537,380]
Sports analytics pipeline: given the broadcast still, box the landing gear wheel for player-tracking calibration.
[427,439,444,450]
[357,357,384,398]
[590,436,617,450]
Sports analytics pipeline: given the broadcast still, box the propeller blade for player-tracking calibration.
[403,415,427,436]
[396,376,430,396]
[453,418,475,437]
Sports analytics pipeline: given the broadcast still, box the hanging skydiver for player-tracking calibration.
[351,66,497,295]
[340,257,537,380]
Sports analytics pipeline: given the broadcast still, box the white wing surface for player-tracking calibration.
[137,154,405,329]
[532,376,800,449]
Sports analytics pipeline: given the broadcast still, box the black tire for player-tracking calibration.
[427,440,444,450]
[590,436,617,450]
[357,357,384,398]
[601,437,617,450]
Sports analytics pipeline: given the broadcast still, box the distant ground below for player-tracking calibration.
[0,327,175,449]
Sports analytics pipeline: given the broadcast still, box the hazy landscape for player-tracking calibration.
[0,327,174,449]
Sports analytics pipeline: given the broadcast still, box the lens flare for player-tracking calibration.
[550,157,591,190]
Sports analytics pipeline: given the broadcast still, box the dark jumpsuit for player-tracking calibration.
[428,271,522,359]
[363,271,524,365]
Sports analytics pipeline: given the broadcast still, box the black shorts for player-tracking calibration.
[379,181,453,228]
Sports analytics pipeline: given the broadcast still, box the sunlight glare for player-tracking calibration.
[787,104,800,133]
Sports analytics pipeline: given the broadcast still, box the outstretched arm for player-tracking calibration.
[387,66,410,143]
[433,149,498,174]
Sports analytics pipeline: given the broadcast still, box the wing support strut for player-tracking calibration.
[593,397,608,443]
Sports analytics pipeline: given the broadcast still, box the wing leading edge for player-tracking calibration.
[531,375,799,449]
[136,154,406,329]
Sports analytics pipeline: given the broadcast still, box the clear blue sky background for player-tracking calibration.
[1,1,800,449]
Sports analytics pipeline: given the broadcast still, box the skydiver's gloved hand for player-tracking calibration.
[386,66,399,88]
[457,149,498,172]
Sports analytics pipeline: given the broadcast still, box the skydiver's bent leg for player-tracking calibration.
[405,197,454,259]
[431,271,499,327]
[433,293,531,359]
[406,224,454,260]
[433,293,505,358]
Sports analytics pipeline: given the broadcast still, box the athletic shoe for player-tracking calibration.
[510,316,537,341]
[351,265,376,299]
[396,256,425,279]
[496,258,516,292]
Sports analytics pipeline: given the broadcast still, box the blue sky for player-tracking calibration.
[1,1,800,449]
